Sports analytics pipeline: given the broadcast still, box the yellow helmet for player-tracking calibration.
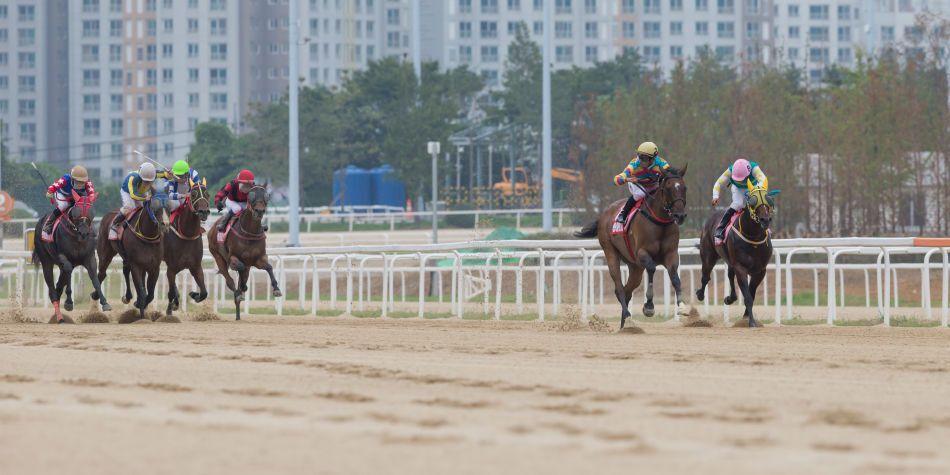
[637,141,659,158]
[70,165,89,182]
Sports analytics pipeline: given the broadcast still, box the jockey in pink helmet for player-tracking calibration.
[711,157,769,241]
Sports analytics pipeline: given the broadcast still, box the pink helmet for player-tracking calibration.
[731,158,752,181]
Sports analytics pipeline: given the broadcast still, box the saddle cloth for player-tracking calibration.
[610,200,643,235]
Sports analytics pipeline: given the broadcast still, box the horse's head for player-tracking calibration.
[659,164,688,225]
[188,179,211,222]
[146,193,170,229]
[745,181,779,230]
[67,191,95,241]
[246,185,269,221]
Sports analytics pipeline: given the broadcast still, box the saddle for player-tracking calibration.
[216,213,240,244]
[40,214,66,243]
[714,209,744,247]
[610,200,643,236]
[108,208,145,241]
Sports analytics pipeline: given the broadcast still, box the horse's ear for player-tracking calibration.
[680,163,687,177]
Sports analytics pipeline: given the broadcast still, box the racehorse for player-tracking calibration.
[163,181,211,316]
[695,183,778,327]
[94,195,168,323]
[32,192,111,323]
[574,166,689,329]
[207,185,282,320]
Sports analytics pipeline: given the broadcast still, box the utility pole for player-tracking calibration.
[288,0,301,246]
[411,0,422,84]
[541,0,553,231]
[428,142,440,244]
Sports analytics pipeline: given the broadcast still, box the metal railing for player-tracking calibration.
[1,237,947,326]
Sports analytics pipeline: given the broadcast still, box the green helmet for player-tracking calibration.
[172,160,190,177]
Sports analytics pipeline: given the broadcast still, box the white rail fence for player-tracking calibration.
[0,237,947,326]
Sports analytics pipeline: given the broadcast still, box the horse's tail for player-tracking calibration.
[574,221,598,238]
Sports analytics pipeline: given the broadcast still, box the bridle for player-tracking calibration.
[186,179,210,213]
[246,185,268,220]
[65,191,94,236]
[744,183,774,225]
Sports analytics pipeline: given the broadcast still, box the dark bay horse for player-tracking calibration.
[94,196,168,323]
[696,184,779,327]
[163,182,211,316]
[207,186,282,320]
[32,192,111,322]
[575,166,689,329]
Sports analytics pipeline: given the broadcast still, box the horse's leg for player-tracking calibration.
[603,249,630,328]
[166,269,179,316]
[255,257,282,298]
[662,252,689,316]
[623,262,644,328]
[130,266,147,321]
[228,256,246,302]
[745,270,765,328]
[40,260,63,322]
[188,265,208,303]
[122,263,133,305]
[696,245,718,302]
[212,250,237,294]
[55,254,74,311]
[145,267,160,307]
[724,267,738,305]
[235,267,250,321]
[84,252,111,311]
[637,251,657,318]
[93,240,115,301]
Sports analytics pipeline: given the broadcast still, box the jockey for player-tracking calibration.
[44,165,96,235]
[113,162,162,233]
[612,141,671,230]
[214,169,266,232]
[711,157,769,241]
[164,160,203,213]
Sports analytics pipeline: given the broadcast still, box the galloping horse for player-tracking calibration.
[163,181,211,316]
[575,166,690,329]
[207,185,282,320]
[695,183,779,327]
[94,196,168,323]
[32,192,111,322]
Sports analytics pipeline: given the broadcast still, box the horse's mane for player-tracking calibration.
[662,166,685,179]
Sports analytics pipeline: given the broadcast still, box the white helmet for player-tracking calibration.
[139,162,157,182]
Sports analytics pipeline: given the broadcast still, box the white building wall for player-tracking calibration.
[0,1,49,164]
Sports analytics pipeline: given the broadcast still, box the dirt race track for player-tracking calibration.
[2,314,950,475]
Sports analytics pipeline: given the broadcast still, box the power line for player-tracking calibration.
[23,128,198,154]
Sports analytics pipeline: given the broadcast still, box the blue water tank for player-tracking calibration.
[371,164,406,209]
[332,166,373,208]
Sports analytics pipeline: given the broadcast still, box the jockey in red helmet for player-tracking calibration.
[214,169,266,232]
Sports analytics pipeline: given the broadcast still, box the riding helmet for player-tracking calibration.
[71,165,89,182]
[237,169,255,184]
[139,162,157,182]
[172,160,190,177]
[637,141,659,159]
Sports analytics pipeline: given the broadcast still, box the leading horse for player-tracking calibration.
[207,185,282,320]
[575,166,690,329]
[695,183,779,327]
[163,181,211,316]
[94,196,168,323]
[32,192,111,323]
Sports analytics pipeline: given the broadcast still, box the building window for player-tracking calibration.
[459,0,472,13]
[162,68,173,83]
[788,47,799,61]
[188,68,199,83]
[808,26,828,42]
[788,26,799,39]
[211,93,227,111]
[644,22,660,38]
[670,21,682,36]
[188,93,199,108]
[82,70,100,87]
[188,43,199,58]
[83,144,100,159]
[210,68,227,85]
[111,119,123,137]
[838,5,850,20]
[482,0,499,14]
[715,45,734,61]
[809,47,829,63]
[210,0,226,10]
[717,0,734,14]
[670,45,683,59]
[17,28,35,46]
[481,46,499,62]
[881,26,894,43]
[670,0,682,11]
[585,22,598,39]
[695,0,707,10]
[643,46,660,62]
[110,94,122,112]
[555,0,572,14]
[82,45,100,63]
[162,44,173,58]
[622,0,634,13]
[584,0,597,14]
[809,5,828,20]
[745,22,760,40]
[585,45,598,62]
[717,21,734,39]
[83,119,100,136]
[82,94,100,112]
[622,22,635,39]
[695,22,708,36]
[459,22,472,38]
[555,21,572,39]
[387,9,399,25]
[210,18,227,36]
[480,21,497,38]
[211,43,228,60]
[458,46,472,63]
[838,26,851,42]
[188,19,199,33]
[838,47,852,64]
[555,45,573,62]
[508,0,521,10]
[20,124,36,143]
[788,5,798,17]
[644,0,660,14]
[18,5,35,21]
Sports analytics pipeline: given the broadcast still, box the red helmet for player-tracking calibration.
[236,169,255,184]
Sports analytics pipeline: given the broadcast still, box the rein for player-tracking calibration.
[130,201,163,243]
[171,186,209,241]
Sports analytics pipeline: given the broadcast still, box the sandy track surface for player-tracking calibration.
[2,317,950,474]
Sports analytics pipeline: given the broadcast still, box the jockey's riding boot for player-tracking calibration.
[111,214,127,234]
[43,209,62,235]
[616,195,637,224]
[218,210,233,232]
[715,208,736,241]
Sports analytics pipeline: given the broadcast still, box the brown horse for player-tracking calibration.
[94,196,168,322]
[32,193,111,322]
[163,182,211,316]
[695,184,778,327]
[575,166,689,329]
[207,185,281,320]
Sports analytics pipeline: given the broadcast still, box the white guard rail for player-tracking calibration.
[0,237,947,327]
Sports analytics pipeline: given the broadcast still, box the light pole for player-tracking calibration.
[411,0,421,83]
[541,0,553,231]
[288,0,301,246]
[428,141,440,244]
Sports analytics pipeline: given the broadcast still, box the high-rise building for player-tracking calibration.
[0,1,69,166]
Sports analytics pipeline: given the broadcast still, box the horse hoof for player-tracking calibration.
[189,291,206,303]
[64,301,73,312]
[272,289,282,298]
[101,303,112,312]
[695,290,705,302]
[642,305,655,318]
[724,296,737,305]
[90,291,99,300]
[121,296,131,305]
